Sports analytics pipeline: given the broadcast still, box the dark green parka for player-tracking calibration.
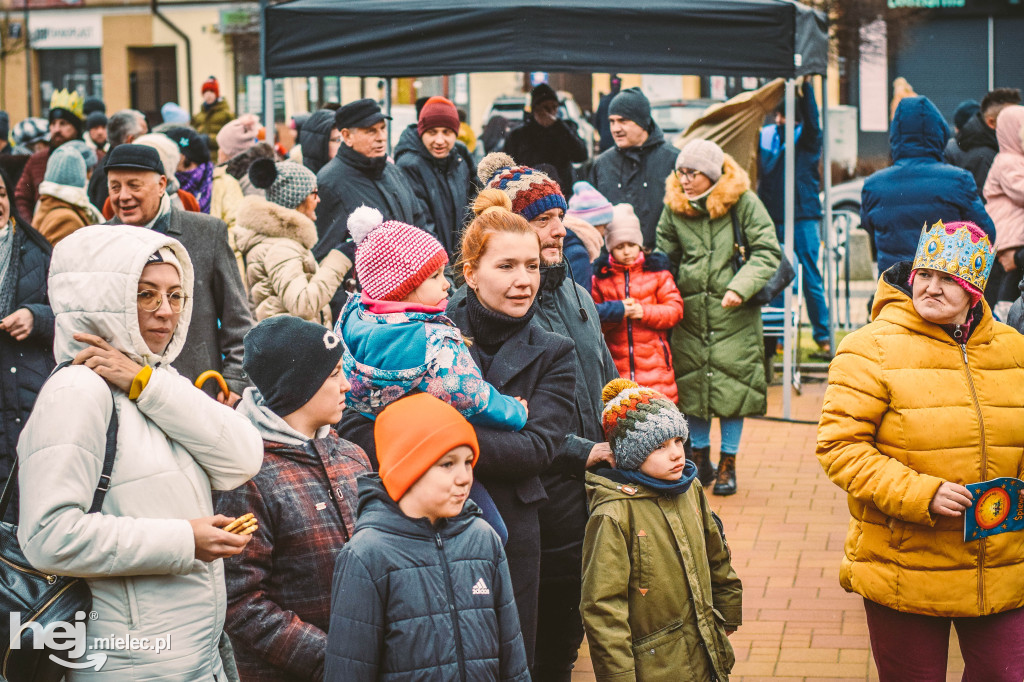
[656,156,780,420]
[581,471,742,682]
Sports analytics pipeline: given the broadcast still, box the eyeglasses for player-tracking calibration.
[137,290,187,313]
[676,169,702,181]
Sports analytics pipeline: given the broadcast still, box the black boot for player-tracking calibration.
[691,446,717,488]
[713,454,737,496]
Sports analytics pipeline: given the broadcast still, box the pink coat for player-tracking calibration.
[983,105,1024,255]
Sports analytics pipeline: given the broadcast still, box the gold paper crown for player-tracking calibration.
[49,89,84,121]
[911,220,994,292]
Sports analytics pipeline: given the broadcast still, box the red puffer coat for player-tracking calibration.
[592,251,684,402]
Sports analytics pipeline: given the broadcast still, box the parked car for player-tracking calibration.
[483,92,596,158]
[650,99,718,138]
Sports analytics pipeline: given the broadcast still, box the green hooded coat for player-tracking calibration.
[656,156,780,420]
[581,471,742,682]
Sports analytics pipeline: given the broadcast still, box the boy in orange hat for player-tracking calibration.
[325,393,530,682]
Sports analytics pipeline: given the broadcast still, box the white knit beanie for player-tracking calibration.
[676,139,724,183]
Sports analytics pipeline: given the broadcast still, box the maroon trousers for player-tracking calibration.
[864,598,1024,682]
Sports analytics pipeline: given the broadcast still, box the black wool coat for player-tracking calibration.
[338,314,577,667]
[0,222,54,523]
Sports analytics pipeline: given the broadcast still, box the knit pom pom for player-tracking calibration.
[472,188,512,216]
[248,158,278,190]
[602,378,639,405]
[347,205,384,245]
[477,152,515,185]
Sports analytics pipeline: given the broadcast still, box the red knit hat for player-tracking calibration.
[201,76,219,97]
[417,96,460,136]
[375,393,479,501]
[348,206,449,301]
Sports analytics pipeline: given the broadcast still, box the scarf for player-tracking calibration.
[465,288,536,353]
[37,181,104,225]
[601,461,698,496]
[339,143,388,180]
[0,220,23,318]
[176,161,214,214]
[539,262,567,293]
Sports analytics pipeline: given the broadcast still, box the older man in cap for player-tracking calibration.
[313,98,424,257]
[587,87,678,247]
[105,143,252,402]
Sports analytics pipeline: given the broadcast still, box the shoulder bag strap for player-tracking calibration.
[729,207,748,272]
[0,361,119,519]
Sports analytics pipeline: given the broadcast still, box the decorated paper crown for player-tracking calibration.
[49,89,84,124]
[912,220,994,291]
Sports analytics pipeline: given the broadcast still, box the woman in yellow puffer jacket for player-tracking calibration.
[817,220,1024,681]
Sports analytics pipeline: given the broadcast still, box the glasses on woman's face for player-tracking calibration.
[676,169,702,181]
[137,289,187,313]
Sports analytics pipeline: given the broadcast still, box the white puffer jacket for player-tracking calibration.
[17,224,263,681]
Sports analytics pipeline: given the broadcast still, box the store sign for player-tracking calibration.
[30,14,102,48]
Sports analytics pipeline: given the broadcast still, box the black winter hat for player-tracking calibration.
[531,84,559,109]
[609,87,653,132]
[86,111,108,130]
[335,98,391,130]
[163,126,210,165]
[243,316,345,417]
[83,96,105,116]
[105,144,165,175]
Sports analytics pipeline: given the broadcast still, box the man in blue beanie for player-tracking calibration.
[586,87,677,248]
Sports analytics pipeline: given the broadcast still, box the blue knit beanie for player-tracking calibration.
[44,145,87,188]
[567,181,613,226]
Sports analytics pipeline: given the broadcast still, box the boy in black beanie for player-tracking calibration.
[214,315,371,681]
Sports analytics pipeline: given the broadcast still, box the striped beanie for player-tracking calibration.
[567,181,614,226]
[601,378,689,471]
[477,152,568,221]
[348,205,448,302]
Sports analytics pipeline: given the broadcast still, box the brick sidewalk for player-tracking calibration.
[571,379,966,681]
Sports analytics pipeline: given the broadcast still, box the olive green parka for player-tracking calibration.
[581,471,742,682]
[656,156,780,419]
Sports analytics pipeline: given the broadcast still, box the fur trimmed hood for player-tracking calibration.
[235,194,317,249]
[664,154,750,219]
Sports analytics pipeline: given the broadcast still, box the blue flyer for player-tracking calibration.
[964,477,1024,541]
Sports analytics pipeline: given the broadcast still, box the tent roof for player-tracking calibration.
[264,0,828,80]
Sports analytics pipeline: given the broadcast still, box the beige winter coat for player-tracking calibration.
[233,195,351,325]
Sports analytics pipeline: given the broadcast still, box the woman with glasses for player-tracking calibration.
[17,223,263,680]
[234,159,352,325]
[656,139,781,496]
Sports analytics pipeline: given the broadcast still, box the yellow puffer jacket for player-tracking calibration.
[817,263,1024,617]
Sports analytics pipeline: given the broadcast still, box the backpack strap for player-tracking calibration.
[0,361,119,520]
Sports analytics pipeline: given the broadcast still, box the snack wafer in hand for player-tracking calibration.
[238,524,259,536]
[223,513,254,534]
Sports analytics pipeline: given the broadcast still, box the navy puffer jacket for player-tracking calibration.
[324,474,530,682]
[861,96,995,274]
[0,221,54,523]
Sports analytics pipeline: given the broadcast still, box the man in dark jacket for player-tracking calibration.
[455,154,619,682]
[396,96,474,258]
[861,96,995,277]
[945,88,1020,199]
[88,109,148,210]
[299,109,340,175]
[758,83,831,352]
[505,84,589,199]
[587,87,677,248]
[105,144,252,402]
[15,89,84,221]
[314,99,424,256]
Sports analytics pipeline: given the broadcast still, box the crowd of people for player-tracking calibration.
[0,73,1022,682]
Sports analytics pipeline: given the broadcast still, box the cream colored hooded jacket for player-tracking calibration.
[16,224,263,680]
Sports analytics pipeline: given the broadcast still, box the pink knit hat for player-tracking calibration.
[348,206,449,302]
[216,114,261,159]
[605,204,644,251]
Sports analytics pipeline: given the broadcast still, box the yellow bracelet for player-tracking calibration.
[128,365,153,400]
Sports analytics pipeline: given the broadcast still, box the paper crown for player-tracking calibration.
[912,220,994,291]
[49,89,84,122]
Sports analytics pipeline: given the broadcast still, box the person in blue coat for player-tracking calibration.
[758,82,832,352]
[861,96,995,278]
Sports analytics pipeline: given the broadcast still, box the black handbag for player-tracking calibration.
[0,368,118,682]
[729,209,797,307]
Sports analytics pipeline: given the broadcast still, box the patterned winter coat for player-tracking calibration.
[591,251,684,401]
[337,293,527,430]
[216,389,371,682]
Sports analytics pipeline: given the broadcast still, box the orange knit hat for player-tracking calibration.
[374,393,480,501]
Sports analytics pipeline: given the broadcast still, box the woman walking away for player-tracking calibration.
[817,220,1024,681]
[17,224,263,680]
[656,140,780,495]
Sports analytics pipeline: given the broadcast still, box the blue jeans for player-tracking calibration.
[687,416,744,455]
[776,220,831,344]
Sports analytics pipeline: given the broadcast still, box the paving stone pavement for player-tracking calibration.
[571,378,967,682]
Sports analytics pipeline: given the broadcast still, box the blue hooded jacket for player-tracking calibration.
[758,86,823,223]
[861,96,995,274]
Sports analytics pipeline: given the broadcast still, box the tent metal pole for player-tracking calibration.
[260,0,274,146]
[821,72,835,351]
[783,78,796,420]
[385,77,393,156]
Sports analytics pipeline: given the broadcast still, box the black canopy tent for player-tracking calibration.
[261,0,831,418]
[264,0,827,79]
